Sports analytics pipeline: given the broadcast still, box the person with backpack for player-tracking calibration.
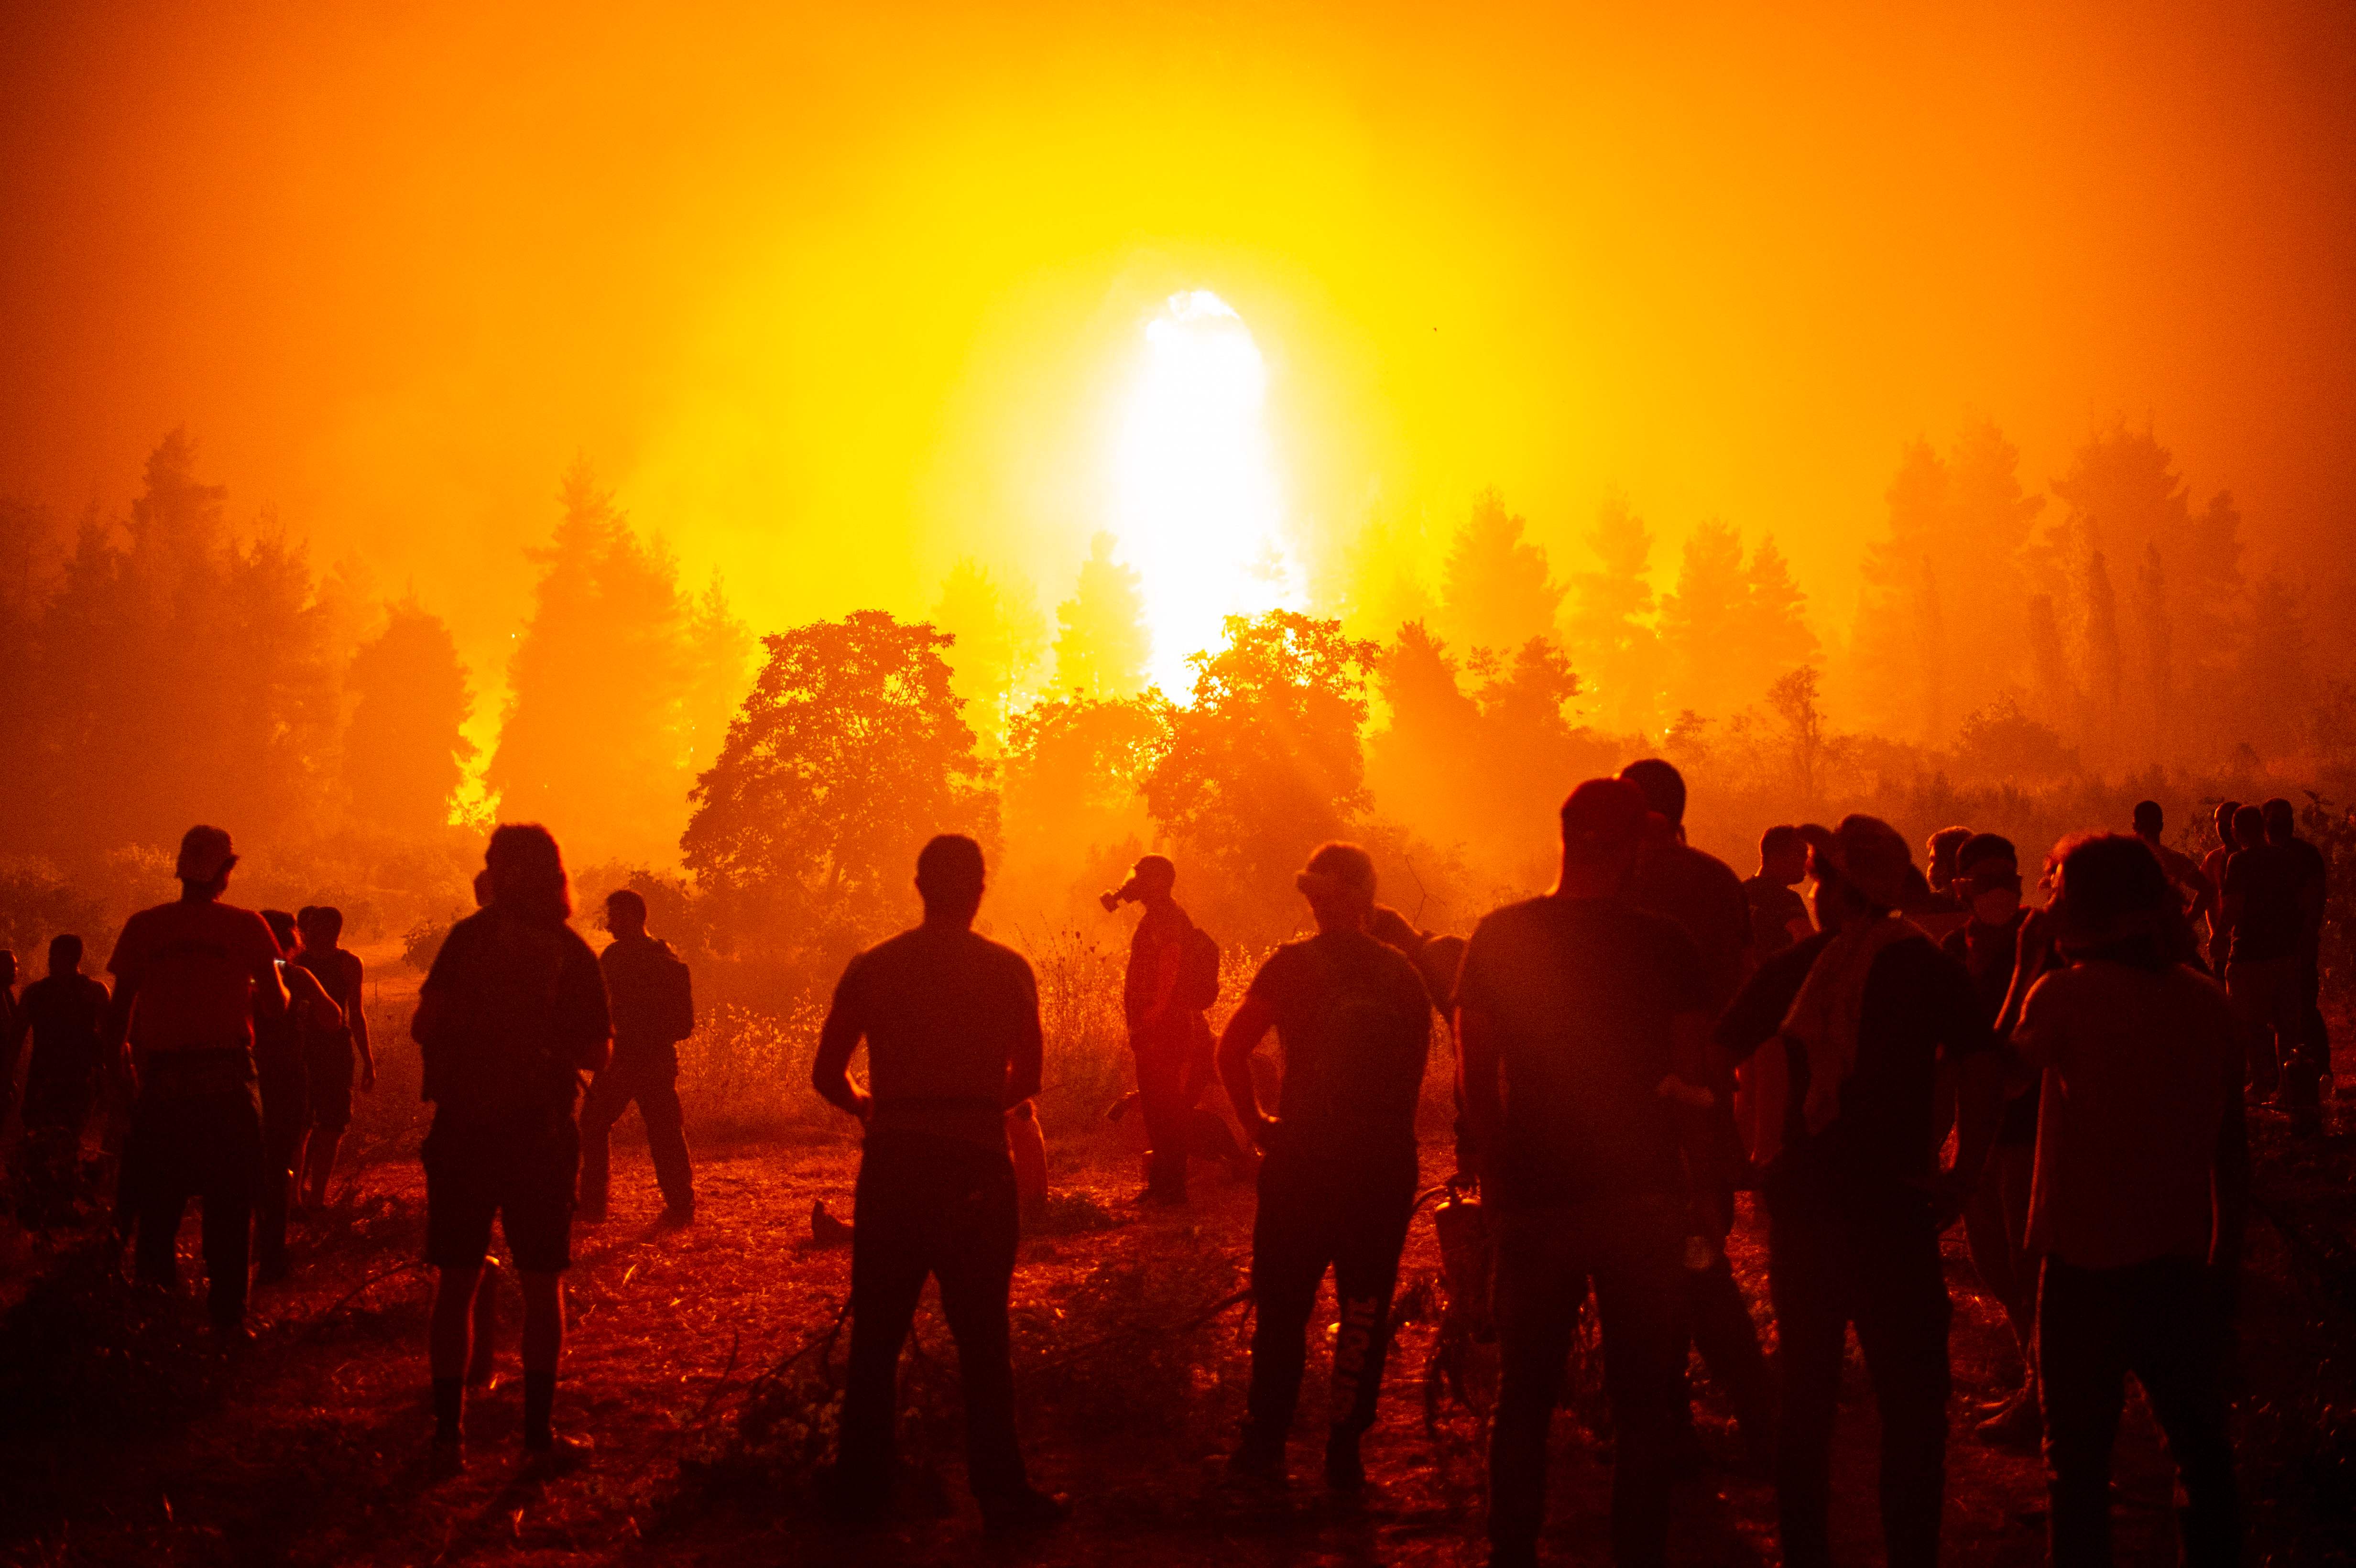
[578,888,696,1226]
[412,824,611,1470]
[1105,854,1222,1205]
[1218,842,1433,1493]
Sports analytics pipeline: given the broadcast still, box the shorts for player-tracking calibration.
[305,1039,355,1131]
[422,1112,580,1273]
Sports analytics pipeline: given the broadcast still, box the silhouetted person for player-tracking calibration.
[813,834,1065,1533]
[291,905,372,1210]
[2265,796,2331,1126]
[1107,854,1218,1204]
[2015,834,2245,1567]
[1218,842,1432,1493]
[412,824,611,1470]
[2133,800,2216,931]
[1618,757,1773,1472]
[1459,778,1716,1568]
[578,888,696,1225]
[2219,802,2306,1108]
[1940,834,2039,1445]
[1746,825,1814,959]
[1712,815,2001,1568]
[13,936,110,1229]
[105,826,288,1338]
[2198,802,2240,973]
[254,908,342,1279]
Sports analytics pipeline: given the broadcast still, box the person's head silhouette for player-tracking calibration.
[604,888,648,939]
[916,834,987,927]
[47,933,83,978]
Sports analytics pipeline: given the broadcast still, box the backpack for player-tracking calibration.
[650,947,696,1045]
[1176,925,1222,1012]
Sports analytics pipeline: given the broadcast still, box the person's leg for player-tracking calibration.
[837,1142,937,1506]
[640,1070,693,1218]
[196,1089,261,1331]
[253,1053,304,1274]
[2226,962,2281,1100]
[1589,1198,1690,1568]
[517,1269,567,1448]
[1241,1156,1332,1466]
[930,1146,1032,1507]
[1963,1162,2027,1358]
[1488,1210,1583,1568]
[125,1089,185,1287]
[2038,1257,2129,1568]
[574,1068,627,1219]
[1686,1250,1775,1461]
[2119,1258,2240,1568]
[1767,1192,1851,1568]
[428,1264,483,1445]
[300,1048,354,1208]
[1847,1209,1952,1568]
[1133,1048,1190,1200]
[1327,1164,1416,1446]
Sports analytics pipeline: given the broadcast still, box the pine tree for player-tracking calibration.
[682,571,755,787]
[1436,490,1563,657]
[1566,496,1661,735]
[345,600,476,837]
[2082,549,2124,767]
[487,460,692,865]
[1743,535,1819,687]
[2236,570,2311,757]
[1658,519,1746,718]
[2133,544,2173,765]
[1051,532,1151,698]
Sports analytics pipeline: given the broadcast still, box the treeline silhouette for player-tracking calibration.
[0,421,2348,1003]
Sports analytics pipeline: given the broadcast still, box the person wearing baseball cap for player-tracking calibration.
[103,824,288,1339]
[1216,841,1434,1493]
[1103,853,1221,1205]
[1457,777,1715,1568]
[1708,813,2002,1568]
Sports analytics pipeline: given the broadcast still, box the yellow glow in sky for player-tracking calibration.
[1112,291,1297,693]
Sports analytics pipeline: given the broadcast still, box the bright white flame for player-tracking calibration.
[1112,290,1295,694]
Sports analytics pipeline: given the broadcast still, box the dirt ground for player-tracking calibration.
[5,1091,2353,1568]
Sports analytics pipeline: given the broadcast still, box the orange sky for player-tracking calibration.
[3,0,2351,698]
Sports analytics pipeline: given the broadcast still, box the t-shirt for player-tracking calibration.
[1242,929,1432,1166]
[420,907,610,1121]
[827,925,1044,1148]
[1629,840,1753,1011]
[2224,843,2305,963]
[2015,961,2236,1268]
[106,898,282,1052]
[1745,875,1812,960]
[1455,895,1707,1210]
[1716,928,1993,1199]
[18,973,110,1094]
[2284,837,2328,952]
[600,933,693,1059]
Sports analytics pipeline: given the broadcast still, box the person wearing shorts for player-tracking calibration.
[412,824,610,1471]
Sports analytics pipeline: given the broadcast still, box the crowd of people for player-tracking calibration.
[0,768,2332,1565]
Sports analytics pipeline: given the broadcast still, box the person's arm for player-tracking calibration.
[1146,937,1182,1027]
[810,963,871,1121]
[1216,991,1280,1151]
[1932,952,2002,1227]
[1005,965,1044,1109]
[346,954,375,1089]
[249,926,289,1031]
[2182,858,2217,926]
